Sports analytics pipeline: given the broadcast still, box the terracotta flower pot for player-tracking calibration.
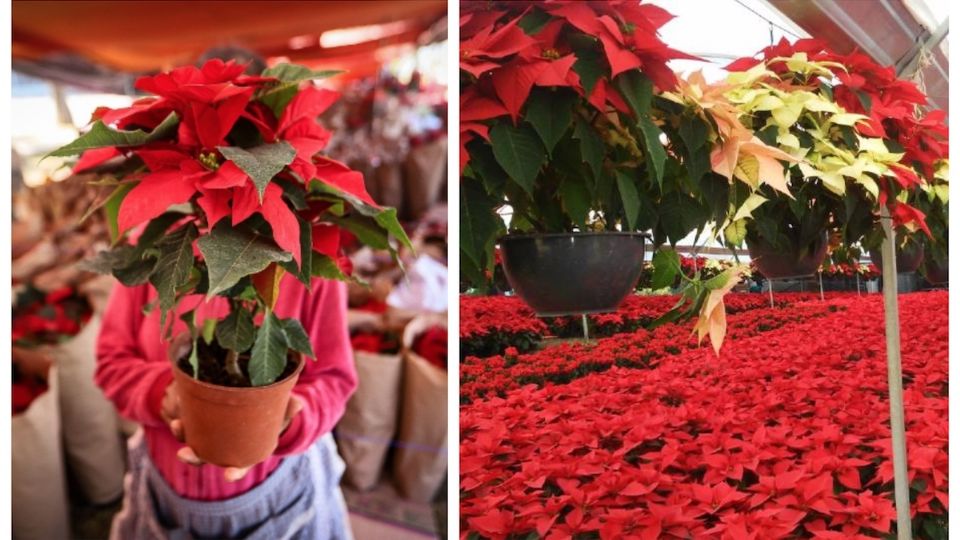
[869,242,924,274]
[500,232,647,317]
[171,355,303,468]
[746,233,829,279]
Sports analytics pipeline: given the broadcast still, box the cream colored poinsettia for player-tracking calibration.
[663,70,798,198]
[693,265,748,354]
[723,58,914,205]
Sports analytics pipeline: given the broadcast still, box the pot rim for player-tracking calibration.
[500,231,651,241]
[172,352,305,393]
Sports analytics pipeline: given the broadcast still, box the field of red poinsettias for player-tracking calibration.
[460,292,948,539]
[460,292,849,360]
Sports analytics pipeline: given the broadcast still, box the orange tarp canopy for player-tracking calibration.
[13,0,445,73]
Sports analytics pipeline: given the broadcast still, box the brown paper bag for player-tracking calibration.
[392,314,448,502]
[375,163,404,212]
[13,366,70,540]
[54,315,126,504]
[403,137,448,221]
[335,350,403,490]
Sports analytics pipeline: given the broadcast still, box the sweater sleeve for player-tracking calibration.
[94,284,173,428]
[275,279,357,456]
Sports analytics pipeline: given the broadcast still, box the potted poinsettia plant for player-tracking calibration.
[49,59,410,467]
[460,0,789,331]
[707,49,908,278]
[723,39,948,278]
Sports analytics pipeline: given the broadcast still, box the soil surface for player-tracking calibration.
[176,339,297,387]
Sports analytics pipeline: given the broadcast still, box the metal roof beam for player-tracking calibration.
[895,17,949,77]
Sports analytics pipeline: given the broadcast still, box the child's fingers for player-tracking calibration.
[224,466,251,482]
[176,446,203,466]
[169,419,185,442]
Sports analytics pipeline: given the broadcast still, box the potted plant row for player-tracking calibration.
[460,0,795,347]
[50,59,411,467]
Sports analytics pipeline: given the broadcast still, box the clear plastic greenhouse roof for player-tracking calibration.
[649,0,948,114]
[648,0,809,81]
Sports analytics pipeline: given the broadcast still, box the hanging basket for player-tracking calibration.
[869,242,924,274]
[746,233,829,279]
[500,232,647,317]
[924,258,948,285]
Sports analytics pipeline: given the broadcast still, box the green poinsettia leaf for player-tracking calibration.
[651,248,681,290]
[102,182,137,243]
[615,170,641,231]
[259,64,342,117]
[559,175,591,228]
[490,123,546,197]
[280,318,315,358]
[78,245,140,277]
[517,7,551,35]
[573,118,604,181]
[262,63,342,84]
[278,218,313,287]
[461,177,502,272]
[306,182,412,251]
[525,89,575,155]
[218,143,296,202]
[311,253,351,281]
[215,307,256,353]
[201,318,217,345]
[678,115,707,153]
[616,70,653,117]
[572,45,605,97]
[198,223,292,298]
[188,339,200,378]
[149,223,198,312]
[249,310,288,386]
[374,208,413,251]
[134,212,186,254]
[114,254,159,287]
[46,112,179,158]
[334,214,390,250]
[636,114,667,188]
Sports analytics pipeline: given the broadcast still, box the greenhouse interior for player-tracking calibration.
[458,0,948,539]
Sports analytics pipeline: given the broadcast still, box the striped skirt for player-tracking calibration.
[110,431,352,540]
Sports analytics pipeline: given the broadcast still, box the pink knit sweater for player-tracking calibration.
[95,275,356,500]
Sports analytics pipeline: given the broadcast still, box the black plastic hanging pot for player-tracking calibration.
[924,257,948,285]
[869,242,924,274]
[499,232,647,317]
[746,232,829,279]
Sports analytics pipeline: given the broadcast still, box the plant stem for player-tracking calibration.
[225,348,242,378]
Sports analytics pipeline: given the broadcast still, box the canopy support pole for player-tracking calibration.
[880,206,911,539]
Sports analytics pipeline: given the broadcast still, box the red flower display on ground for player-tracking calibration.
[461,292,948,538]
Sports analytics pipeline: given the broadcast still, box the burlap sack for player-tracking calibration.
[13,366,70,540]
[403,137,448,221]
[335,350,403,490]
[374,163,404,211]
[54,315,125,504]
[392,314,448,502]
